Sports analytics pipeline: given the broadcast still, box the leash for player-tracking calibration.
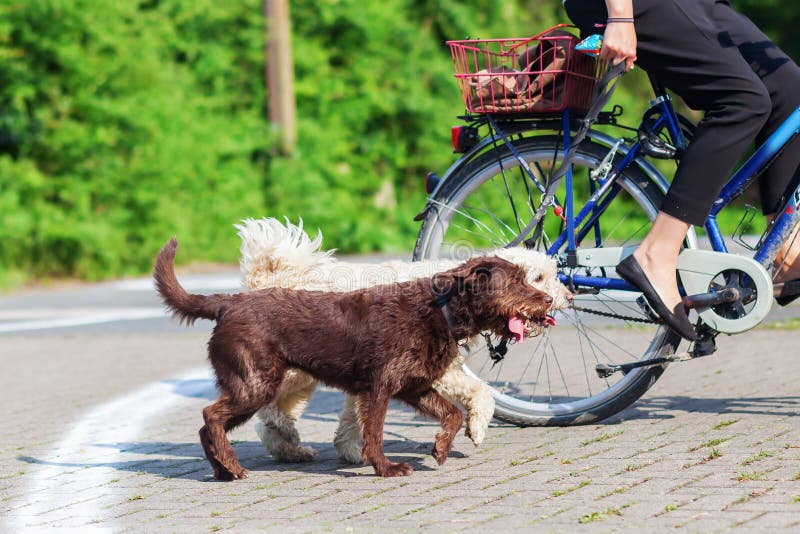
[434,292,460,333]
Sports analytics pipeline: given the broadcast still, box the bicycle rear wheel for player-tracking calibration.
[414,135,687,426]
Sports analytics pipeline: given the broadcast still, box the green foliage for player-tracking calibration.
[266,0,565,252]
[737,1,800,59]
[0,0,268,283]
[0,0,796,286]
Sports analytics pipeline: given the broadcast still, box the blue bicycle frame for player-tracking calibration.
[547,95,800,294]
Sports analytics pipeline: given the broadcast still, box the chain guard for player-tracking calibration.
[571,247,773,334]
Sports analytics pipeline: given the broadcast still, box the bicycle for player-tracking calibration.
[412,26,800,426]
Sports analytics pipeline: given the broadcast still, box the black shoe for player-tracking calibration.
[776,278,800,306]
[616,254,698,341]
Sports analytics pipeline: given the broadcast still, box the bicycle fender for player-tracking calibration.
[413,134,503,221]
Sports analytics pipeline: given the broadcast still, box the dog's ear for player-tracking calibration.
[464,263,493,291]
[432,271,465,300]
[434,259,498,298]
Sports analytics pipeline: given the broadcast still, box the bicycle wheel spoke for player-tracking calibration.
[570,308,621,383]
[472,192,524,240]
[520,165,539,216]
[530,329,550,401]
[514,333,547,390]
[575,319,594,397]
[428,198,507,245]
[549,340,571,399]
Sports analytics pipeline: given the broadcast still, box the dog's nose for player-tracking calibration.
[566,293,574,303]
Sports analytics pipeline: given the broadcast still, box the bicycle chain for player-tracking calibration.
[569,305,656,324]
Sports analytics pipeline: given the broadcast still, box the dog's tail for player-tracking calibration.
[235,217,335,290]
[153,238,221,325]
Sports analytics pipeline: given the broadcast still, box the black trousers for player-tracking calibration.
[564,0,800,225]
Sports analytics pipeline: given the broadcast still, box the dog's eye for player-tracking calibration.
[533,274,544,283]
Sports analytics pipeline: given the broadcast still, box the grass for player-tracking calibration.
[508,455,539,467]
[757,317,800,330]
[127,495,144,502]
[551,480,591,497]
[623,460,657,472]
[688,438,730,452]
[705,447,722,461]
[579,503,635,524]
[737,470,766,482]
[712,419,739,430]
[742,450,775,466]
[664,503,677,512]
[580,430,624,447]
[595,479,650,501]
[724,487,774,510]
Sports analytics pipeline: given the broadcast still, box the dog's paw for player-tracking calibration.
[465,420,486,447]
[432,431,455,465]
[213,464,249,481]
[276,446,316,463]
[431,445,448,466]
[335,442,364,465]
[375,461,413,477]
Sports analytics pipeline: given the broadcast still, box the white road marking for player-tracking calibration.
[110,275,242,291]
[9,366,213,531]
[0,308,167,333]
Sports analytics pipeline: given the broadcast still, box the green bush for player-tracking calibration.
[0,0,269,284]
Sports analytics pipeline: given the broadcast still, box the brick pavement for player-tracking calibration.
[2,320,800,531]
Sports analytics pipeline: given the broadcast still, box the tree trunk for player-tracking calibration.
[265,0,296,155]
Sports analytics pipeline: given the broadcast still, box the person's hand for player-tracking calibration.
[601,22,637,71]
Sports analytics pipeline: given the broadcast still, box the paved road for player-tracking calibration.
[1,263,799,532]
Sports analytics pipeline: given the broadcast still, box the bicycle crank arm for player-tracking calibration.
[682,287,741,310]
[595,352,694,378]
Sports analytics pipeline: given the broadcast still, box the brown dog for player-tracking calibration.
[153,238,552,479]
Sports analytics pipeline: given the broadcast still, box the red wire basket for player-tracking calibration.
[448,25,603,115]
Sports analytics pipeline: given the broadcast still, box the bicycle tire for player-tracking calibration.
[414,135,689,426]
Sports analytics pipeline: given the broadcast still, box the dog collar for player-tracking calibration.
[434,293,460,334]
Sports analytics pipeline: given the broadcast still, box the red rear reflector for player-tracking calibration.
[451,126,462,151]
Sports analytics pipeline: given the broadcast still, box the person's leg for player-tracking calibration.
[566,0,773,317]
[707,2,800,283]
[630,213,690,311]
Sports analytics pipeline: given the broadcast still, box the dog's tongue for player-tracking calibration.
[508,316,529,343]
[546,315,557,327]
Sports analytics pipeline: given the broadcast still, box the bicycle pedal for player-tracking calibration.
[636,295,663,324]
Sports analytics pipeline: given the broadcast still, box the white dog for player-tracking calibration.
[237,218,570,464]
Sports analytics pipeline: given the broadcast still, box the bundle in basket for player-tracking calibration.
[449,26,601,115]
